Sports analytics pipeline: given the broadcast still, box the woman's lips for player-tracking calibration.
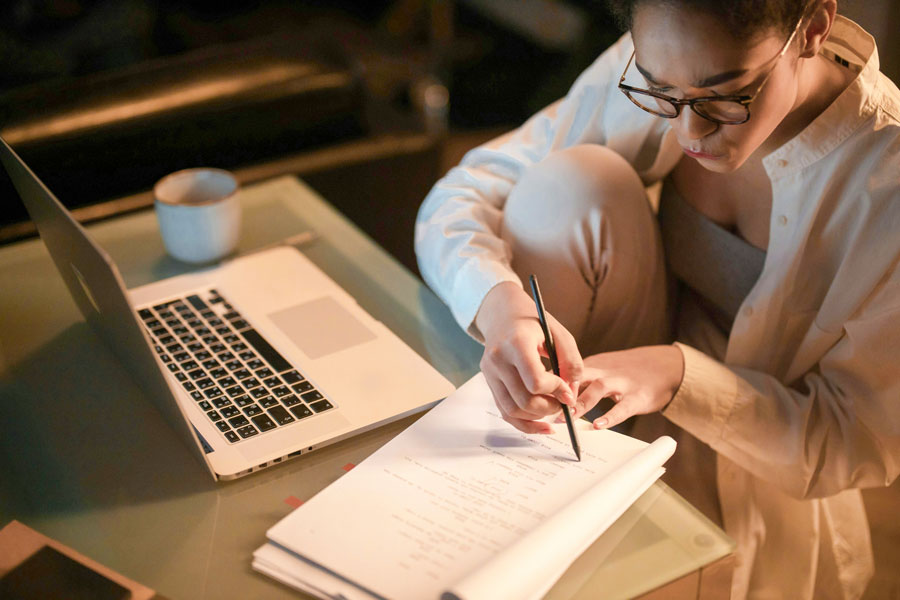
[682,147,722,160]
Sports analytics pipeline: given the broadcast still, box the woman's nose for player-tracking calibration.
[677,108,718,140]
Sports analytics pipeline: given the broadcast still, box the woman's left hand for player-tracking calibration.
[573,345,685,429]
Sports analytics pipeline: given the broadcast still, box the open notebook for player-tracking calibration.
[253,373,676,600]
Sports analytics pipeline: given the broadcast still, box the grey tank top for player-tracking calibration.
[658,180,767,332]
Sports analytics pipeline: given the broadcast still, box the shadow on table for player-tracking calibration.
[0,322,215,516]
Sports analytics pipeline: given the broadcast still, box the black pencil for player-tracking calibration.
[529,275,581,461]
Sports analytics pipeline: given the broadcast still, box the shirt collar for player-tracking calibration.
[763,16,881,178]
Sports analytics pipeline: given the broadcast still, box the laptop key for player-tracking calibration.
[309,399,334,413]
[209,343,226,354]
[273,386,291,398]
[251,387,268,399]
[225,386,243,398]
[213,397,232,409]
[234,368,251,380]
[244,404,263,417]
[138,309,153,320]
[207,410,222,421]
[232,319,250,331]
[195,350,212,361]
[166,343,183,353]
[301,390,323,403]
[220,406,240,418]
[216,421,231,433]
[196,378,214,389]
[186,295,208,312]
[182,360,199,371]
[256,368,274,380]
[234,395,253,407]
[244,378,261,389]
[210,368,228,379]
[202,359,220,370]
[292,381,313,394]
[247,359,264,370]
[225,359,243,371]
[289,404,313,420]
[281,394,301,407]
[237,425,258,439]
[225,431,240,443]
[267,405,295,426]
[166,363,179,373]
[251,414,277,432]
[240,329,292,372]
[204,387,223,399]
[262,375,280,388]
[228,415,249,428]
[223,334,240,344]
[217,351,235,362]
[191,391,204,402]
[199,400,212,411]
[282,371,304,385]
[174,352,190,362]
[177,373,189,383]
[259,396,279,408]
[188,369,206,380]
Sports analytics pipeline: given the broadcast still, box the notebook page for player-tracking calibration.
[263,373,674,600]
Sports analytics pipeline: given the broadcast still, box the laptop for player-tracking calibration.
[0,136,455,481]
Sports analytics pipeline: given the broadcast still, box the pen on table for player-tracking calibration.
[529,274,581,461]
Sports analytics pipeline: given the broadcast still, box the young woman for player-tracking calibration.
[415,1,899,598]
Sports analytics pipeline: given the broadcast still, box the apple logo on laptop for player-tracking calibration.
[71,263,102,315]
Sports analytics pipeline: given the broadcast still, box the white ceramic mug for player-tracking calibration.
[154,168,241,264]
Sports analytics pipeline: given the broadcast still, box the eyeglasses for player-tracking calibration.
[617,10,806,125]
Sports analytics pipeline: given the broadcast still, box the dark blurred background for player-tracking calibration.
[0,0,896,270]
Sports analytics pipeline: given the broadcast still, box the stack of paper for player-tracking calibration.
[253,373,675,600]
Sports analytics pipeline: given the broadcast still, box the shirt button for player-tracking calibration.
[778,215,788,226]
[744,306,754,317]
[777,159,789,168]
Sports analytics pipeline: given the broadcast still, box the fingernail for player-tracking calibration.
[593,418,608,430]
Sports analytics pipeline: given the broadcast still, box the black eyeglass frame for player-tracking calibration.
[616,9,806,125]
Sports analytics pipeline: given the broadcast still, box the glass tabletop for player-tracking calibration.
[0,176,733,599]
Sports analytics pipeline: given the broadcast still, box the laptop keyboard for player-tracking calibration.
[136,289,335,444]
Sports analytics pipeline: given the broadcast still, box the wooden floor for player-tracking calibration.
[440,128,900,600]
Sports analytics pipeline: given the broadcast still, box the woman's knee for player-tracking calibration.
[502,144,650,242]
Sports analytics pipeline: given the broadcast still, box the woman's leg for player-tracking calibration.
[501,145,722,524]
[500,144,669,356]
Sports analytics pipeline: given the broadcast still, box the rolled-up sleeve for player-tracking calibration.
[665,273,900,499]
[414,32,663,339]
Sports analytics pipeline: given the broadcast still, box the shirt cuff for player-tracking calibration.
[662,342,739,448]
[450,258,522,344]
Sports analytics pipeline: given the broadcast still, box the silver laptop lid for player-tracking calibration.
[0,136,216,479]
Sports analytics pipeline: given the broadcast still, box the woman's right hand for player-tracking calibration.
[475,281,583,434]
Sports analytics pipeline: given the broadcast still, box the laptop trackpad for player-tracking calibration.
[268,296,377,359]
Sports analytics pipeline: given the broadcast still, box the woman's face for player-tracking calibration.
[631,4,804,172]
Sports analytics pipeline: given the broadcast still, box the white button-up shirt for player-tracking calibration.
[416,16,900,600]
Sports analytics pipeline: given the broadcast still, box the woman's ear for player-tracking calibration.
[799,0,838,58]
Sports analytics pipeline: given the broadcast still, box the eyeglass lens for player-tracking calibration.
[625,90,749,123]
